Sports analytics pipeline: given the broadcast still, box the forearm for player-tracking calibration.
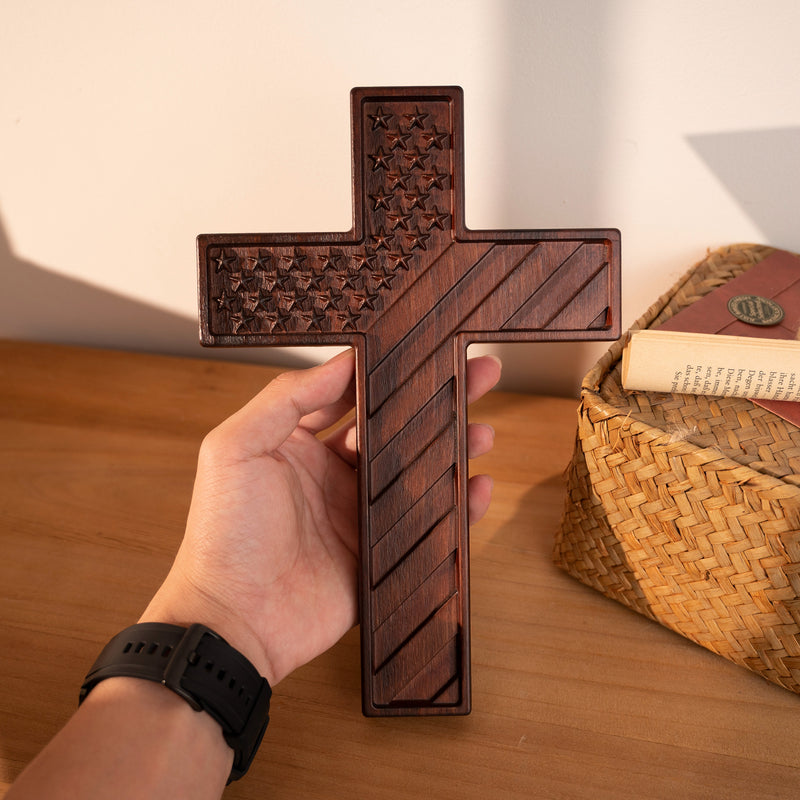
[6,677,232,800]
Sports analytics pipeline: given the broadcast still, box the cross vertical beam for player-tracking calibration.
[198,86,620,715]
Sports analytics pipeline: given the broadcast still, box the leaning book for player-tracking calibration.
[622,329,800,401]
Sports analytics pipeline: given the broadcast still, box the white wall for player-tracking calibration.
[2,0,798,395]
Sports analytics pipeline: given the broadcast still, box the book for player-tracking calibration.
[622,329,800,400]
[621,249,800,425]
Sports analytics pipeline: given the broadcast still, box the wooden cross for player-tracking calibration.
[198,86,620,716]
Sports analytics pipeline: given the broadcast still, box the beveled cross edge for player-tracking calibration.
[198,86,621,716]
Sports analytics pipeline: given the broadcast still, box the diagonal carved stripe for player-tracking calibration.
[372,513,458,625]
[369,380,453,500]
[501,243,609,329]
[391,638,460,705]
[373,594,460,706]
[366,241,491,363]
[370,469,455,573]
[373,547,458,668]
[368,243,544,412]
[368,422,456,537]
[543,261,611,330]
[366,342,454,454]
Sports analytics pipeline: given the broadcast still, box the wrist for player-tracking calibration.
[140,587,279,685]
[80,622,272,783]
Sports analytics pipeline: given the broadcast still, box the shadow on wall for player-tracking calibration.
[687,127,800,252]
[0,215,308,371]
[481,1,618,397]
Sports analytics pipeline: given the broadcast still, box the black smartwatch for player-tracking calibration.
[79,622,271,783]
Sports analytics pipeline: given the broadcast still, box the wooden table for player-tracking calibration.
[1,340,799,799]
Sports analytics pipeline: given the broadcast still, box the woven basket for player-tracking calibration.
[553,243,800,693]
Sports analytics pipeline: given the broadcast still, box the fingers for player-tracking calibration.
[465,354,502,404]
[209,349,355,460]
[324,354,502,468]
[467,474,494,524]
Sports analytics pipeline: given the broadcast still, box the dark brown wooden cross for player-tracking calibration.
[198,86,620,716]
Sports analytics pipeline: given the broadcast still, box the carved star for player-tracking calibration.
[263,309,292,333]
[239,292,261,311]
[213,249,238,273]
[387,171,412,190]
[369,187,393,211]
[422,167,449,191]
[422,205,449,231]
[404,188,430,210]
[215,290,238,312]
[368,147,394,171]
[310,287,340,311]
[371,226,395,251]
[386,128,412,150]
[369,270,397,291]
[300,307,328,331]
[387,210,412,230]
[276,289,300,312]
[337,308,362,331]
[421,126,448,150]
[272,270,295,292]
[253,293,276,312]
[296,271,326,292]
[404,106,429,129]
[388,249,414,271]
[281,248,307,271]
[249,251,273,271]
[352,291,379,311]
[235,271,261,292]
[339,270,362,291]
[405,227,431,251]
[369,106,393,130]
[229,310,256,333]
[318,249,343,271]
[351,249,378,272]
[403,148,430,171]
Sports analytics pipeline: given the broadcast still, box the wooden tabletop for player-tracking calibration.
[1,340,799,799]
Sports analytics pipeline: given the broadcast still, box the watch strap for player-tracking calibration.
[79,622,271,782]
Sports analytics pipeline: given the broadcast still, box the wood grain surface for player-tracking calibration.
[2,341,799,798]
[198,86,621,714]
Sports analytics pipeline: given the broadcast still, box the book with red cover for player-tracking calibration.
[657,249,800,426]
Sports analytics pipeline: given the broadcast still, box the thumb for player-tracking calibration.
[210,349,355,459]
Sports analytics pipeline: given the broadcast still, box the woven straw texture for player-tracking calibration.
[553,243,800,693]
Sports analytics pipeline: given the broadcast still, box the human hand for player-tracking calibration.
[141,349,501,685]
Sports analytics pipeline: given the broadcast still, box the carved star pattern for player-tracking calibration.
[213,250,238,273]
[421,167,448,191]
[405,227,431,251]
[403,149,430,171]
[368,147,394,171]
[422,206,449,231]
[404,188,430,210]
[386,128,411,150]
[369,106,393,130]
[388,249,414,271]
[421,126,448,151]
[215,290,237,312]
[249,252,273,271]
[317,250,342,271]
[404,106,429,129]
[211,99,453,335]
[371,226,395,251]
[369,187,393,210]
[387,171,412,190]
[387,210,412,230]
